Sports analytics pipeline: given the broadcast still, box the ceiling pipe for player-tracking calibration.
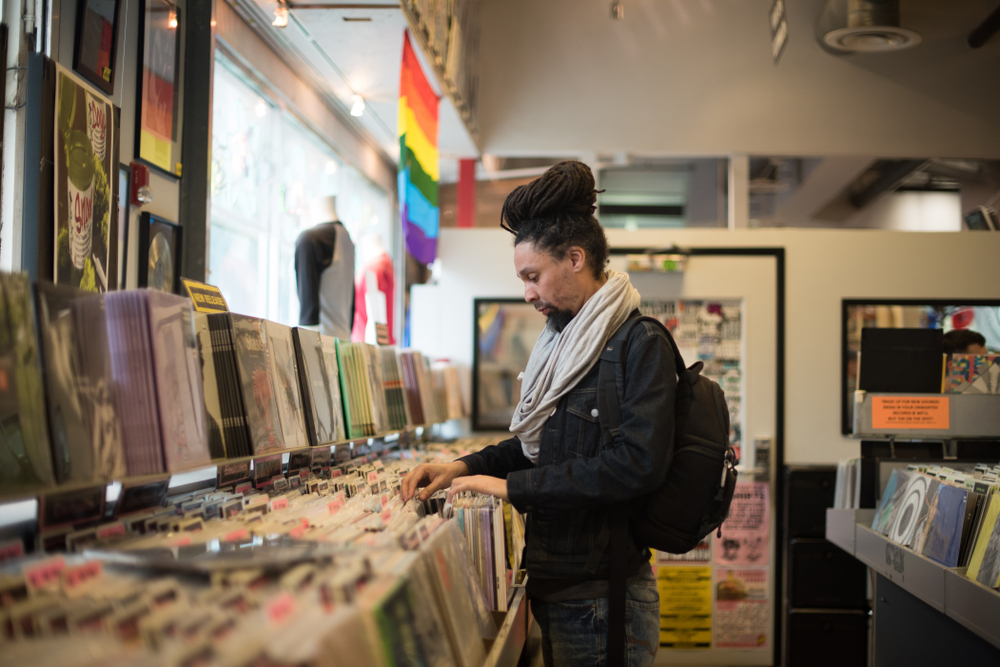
[968,5,1000,48]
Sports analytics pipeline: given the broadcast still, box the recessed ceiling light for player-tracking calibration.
[343,17,372,22]
[824,25,921,52]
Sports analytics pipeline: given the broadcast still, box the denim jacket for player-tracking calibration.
[458,314,676,580]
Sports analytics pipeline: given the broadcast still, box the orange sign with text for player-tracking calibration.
[872,396,950,430]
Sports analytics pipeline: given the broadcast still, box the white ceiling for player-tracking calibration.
[243,0,480,179]
[474,0,1000,158]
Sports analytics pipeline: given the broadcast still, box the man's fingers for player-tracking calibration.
[418,473,452,502]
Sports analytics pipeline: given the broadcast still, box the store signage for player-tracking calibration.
[182,278,229,313]
[872,396,950,430]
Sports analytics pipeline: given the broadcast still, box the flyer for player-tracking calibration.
[714,569,768,649]
[716,481,769,566]
[656,566,712,649]
[654,536,711,563]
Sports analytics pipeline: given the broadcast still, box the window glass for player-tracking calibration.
[209,53,393,325]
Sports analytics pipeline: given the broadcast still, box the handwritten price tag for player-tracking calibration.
[267,593,297,624]
[224,529,250,542]
[289,525,307,540]
[96,522,126,540]
[24,557,66,592]
[62,561,102,592]
[270,497,289,511]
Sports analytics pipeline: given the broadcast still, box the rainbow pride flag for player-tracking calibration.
[398,31,440,265]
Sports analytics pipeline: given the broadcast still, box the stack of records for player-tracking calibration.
[335,340,375,439]
[361,343,391,434]
[452,494,509,611]
[433,361,465,421]
[229,314,285,454]
[106,290,212,474]
[35,282,125,484]
[378,347,409,430]
[263,321,309,450]
[872,466,997,568]
[291,327,346,447]
[205,313,253,458]
[403,350,439,425]
[193,313,227,459]
[0,273,55,491]
[397,350,426,426]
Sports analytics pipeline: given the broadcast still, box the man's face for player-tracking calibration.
[514,241,583,332]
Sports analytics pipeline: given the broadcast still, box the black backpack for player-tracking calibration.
[598,314,738,553]
[596,314,739,667]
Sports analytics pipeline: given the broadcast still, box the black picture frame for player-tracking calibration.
[840,298,1000,435]
[73,0,122,95]
[117,165,130,289]
[138,212,182,294]
[134,0,183,177]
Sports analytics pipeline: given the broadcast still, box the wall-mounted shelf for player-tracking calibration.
[826,508,1000,650]
[852,392,1000,439]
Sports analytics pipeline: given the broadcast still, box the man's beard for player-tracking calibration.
[547,308,575,333]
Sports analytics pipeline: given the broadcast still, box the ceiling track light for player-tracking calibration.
[272,4,289,28]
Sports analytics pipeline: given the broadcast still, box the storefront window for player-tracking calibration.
[209,53,392,324]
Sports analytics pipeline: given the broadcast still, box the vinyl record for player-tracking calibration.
[889,474,929,546]
[148,232,174,292]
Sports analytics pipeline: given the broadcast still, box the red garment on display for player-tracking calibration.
[351,252,395,344]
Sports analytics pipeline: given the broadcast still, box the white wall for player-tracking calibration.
[476,0,1000,158]
[411,227,1000,465]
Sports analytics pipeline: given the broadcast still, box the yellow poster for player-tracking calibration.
[656,565,712,649]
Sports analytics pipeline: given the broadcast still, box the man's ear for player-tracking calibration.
[567,246,587,273]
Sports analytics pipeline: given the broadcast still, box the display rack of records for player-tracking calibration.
[0,271,461,505]
[0,435,532,667]
[828,463,1000,651]
[852,391,1000,438]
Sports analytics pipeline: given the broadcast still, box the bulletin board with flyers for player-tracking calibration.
[614,250,780,666]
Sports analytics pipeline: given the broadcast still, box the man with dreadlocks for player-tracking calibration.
[401,161,675,667]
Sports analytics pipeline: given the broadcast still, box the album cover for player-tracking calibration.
[292,328,343,446]
[400,352,425,425]
[334,339,358,439]
[231,314,284,453]
[967,494,1000,582]
[948,354,1000,394]
[362,344,390,435]
[0,273,56,490]
[320,335,347,442]
[879,470,912,538]
[888,473,931,547]
[105,291,163,474]
[263,321,308,449]
[144,290,211,472]
[193,313,226,459]
[909,479,941,552]
[921,483,968,567]
[207,313,251,458]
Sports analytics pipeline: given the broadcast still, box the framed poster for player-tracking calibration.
[74,0,122,94]
[135,0,182,176]
[472,298,548,431]
[138,213,182,294]
[117,165,130,289]
[54,63,118,292]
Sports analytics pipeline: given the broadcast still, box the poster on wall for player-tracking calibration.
[716,481,770,566]
[654,537,712,563]
[640,299,743,458]
[136,0,182,176]
[656,565,713,649]
[54,63,118,292]
[715,569,769,649]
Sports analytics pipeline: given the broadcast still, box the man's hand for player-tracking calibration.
[400,461,470,502]
[447,475,509,502]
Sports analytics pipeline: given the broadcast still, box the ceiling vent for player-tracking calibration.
[817,0,921,54]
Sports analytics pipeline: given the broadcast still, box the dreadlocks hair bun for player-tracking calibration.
[501,161,597,232]
[500,160,610,280]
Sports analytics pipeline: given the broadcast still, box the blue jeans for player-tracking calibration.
[531,567,660,667]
